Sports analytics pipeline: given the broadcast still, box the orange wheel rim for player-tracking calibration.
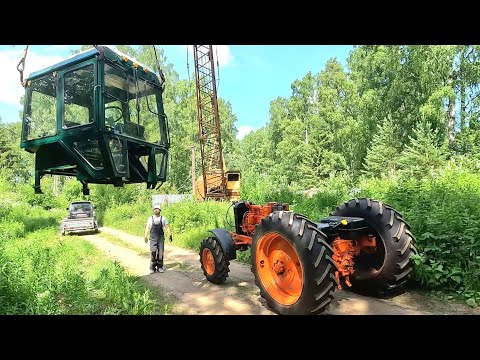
[256,232,303,305]
[202,248,215,276]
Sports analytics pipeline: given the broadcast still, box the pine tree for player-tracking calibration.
[398,121,448,177]
[363,116,401,177]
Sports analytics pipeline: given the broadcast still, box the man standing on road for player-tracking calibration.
[144,204,173,274]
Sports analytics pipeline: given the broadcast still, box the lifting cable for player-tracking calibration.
[16,45,29,87]
[186,46,191,83]
[215,45,220,91]
[152,45,165,88]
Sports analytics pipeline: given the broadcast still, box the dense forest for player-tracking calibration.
[1,45,480,307]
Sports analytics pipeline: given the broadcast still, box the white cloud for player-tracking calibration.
[0,48,64,107]
[237,126,255,140]
[183,45,233,67]
[213,45,233,67]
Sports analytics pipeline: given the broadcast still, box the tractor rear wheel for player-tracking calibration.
[251,211,338,315]
[199,236,230,284]
[332,198,417,296]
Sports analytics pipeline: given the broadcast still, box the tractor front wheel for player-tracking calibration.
[199,236,230,284]
[251,211,338,315]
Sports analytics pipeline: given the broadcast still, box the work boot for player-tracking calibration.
[157,268,164,273]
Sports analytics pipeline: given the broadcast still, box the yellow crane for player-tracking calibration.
[192,45,240,202]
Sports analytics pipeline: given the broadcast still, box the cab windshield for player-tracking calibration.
[104,63,166,144]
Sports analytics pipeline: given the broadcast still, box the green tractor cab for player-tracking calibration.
[20,46,170,195]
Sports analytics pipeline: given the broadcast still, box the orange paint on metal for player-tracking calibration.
[332,235,377,290]
[231,202,288,247]
[231,233,252,246]
[240,202,288,236]
[332,239,356,290]
[202,248,215,276]
[256,232,303,305]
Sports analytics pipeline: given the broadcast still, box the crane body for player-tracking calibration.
[193,45,240,202]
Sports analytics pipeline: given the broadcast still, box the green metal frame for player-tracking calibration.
[20,46,170,195]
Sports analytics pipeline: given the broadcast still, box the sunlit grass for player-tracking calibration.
[0,208,173,314]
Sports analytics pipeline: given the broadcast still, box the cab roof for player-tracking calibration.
[27,46,161,85]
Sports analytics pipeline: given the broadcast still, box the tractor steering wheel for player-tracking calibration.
[105,106,123,123]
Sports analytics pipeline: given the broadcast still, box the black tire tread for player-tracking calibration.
[332,198,416,296]
[251,211,337,315]
[199,236,230,284]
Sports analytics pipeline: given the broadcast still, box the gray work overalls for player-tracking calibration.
[149,216,165,271]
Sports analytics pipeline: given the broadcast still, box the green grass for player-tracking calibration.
[0,198,173,315]
[354,168,480,306]
[236,249,251,264]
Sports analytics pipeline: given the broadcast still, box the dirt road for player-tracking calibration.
[80,227,479,315]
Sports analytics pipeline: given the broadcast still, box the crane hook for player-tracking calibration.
[16,45,29,87]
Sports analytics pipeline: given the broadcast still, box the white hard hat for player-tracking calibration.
[153,204,161,210]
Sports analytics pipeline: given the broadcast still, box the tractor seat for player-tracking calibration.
[114,122,145,139]
[105,117,115,128]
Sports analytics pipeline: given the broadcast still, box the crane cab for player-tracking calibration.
[194,170,241,202]
[20,46,170,195]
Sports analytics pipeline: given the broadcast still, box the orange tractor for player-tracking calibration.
[199,198,417,315]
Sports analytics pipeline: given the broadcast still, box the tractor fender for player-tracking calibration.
[208,228,237,261]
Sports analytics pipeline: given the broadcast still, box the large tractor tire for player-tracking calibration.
[332,198,417,296]
[199,236,230,284]
[251,211,338,315]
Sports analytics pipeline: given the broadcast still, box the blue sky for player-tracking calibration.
[0,45,353,139]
